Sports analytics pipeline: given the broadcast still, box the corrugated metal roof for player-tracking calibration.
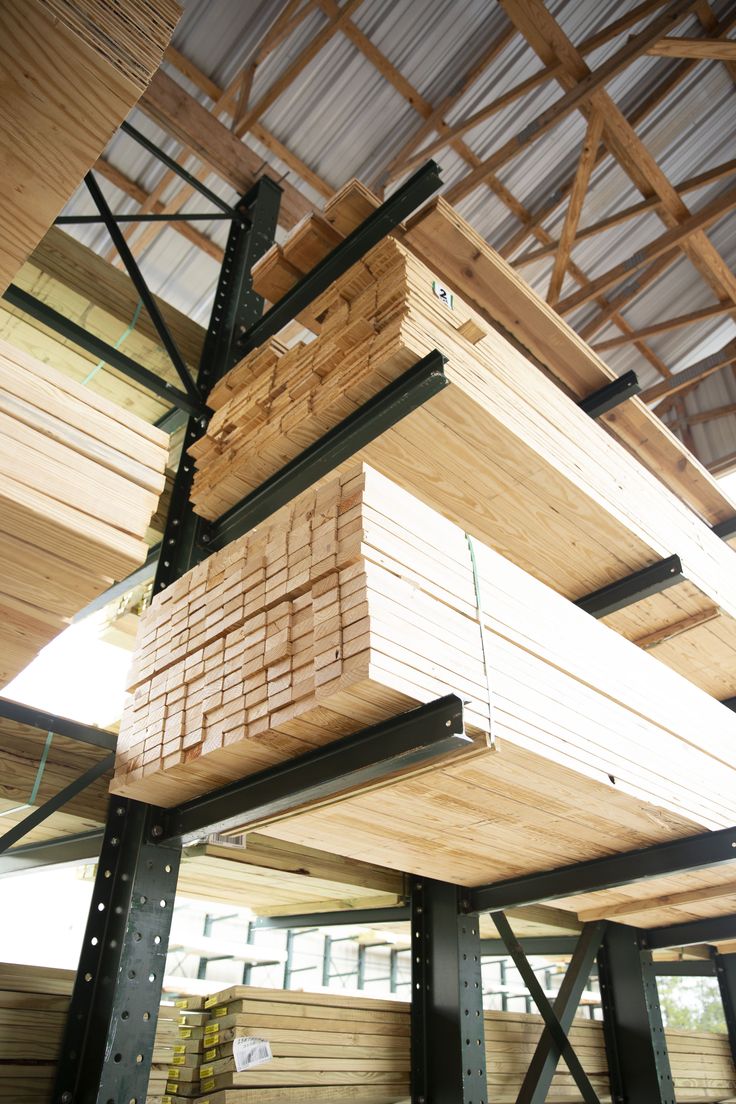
[59,0,736,470]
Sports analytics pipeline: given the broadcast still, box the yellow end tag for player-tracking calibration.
[202,1078,216,1092]
[200,1065,213,1078]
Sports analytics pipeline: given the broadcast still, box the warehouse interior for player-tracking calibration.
[2,0,736,1101]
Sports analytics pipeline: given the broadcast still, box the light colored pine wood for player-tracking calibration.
[0,338,167,685]
[0,0,180,295]
[191,235,736,699]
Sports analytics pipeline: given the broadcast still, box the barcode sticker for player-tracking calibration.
[233,1036,273,1072]
[432,280,454,309]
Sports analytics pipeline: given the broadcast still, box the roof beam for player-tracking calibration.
[443,0,696,207]
[233,0,364,139]
[138,70,313,229]
[547,111,604,306]
[641,338,736,403]
[515,158,736,267]
[386,1,675,185]
[647,36,736,59]
[556,183,736,315]
[593,301,734,350]
[498,0,736,316]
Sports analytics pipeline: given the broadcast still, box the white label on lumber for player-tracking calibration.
[432,280,454,309]
[233,1036,273,1071]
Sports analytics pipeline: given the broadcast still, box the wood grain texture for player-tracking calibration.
[0,0,179,295]
[0,339,167,685]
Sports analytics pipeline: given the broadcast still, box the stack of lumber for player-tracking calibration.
[114,462,736,863]
[483,1011,736,1103]
[0,0,179,294]
[0,338,168,684]
[147,999,207,1102]
[250,184,735,531]
[196,985,410,1101]
[190,231,736,701]
[0,962,74,1102]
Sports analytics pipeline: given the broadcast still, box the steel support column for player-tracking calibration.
[411,877,487,1104]
[53,798,181,1104]
[52,179,282,1104]
[598,923,675,1104]
[715,953,736,1065]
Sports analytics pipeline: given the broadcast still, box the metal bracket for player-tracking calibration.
[715,952,736,1065]
[579,370,640,418]
[157,694,467,846]
[0,753,114,855]
[236,159,442,355]
[575,554,684,618]
[0,697,116,751]
[466,823,736,912]
[203,351,449,549]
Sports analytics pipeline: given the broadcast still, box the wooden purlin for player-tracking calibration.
[0,0,179,296]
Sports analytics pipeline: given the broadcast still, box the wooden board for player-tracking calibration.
[197,235,736,700]
[0,0,180,295]
[0,338,167,684]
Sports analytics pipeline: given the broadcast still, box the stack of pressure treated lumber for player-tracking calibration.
[114,462,736,849]
[189,223,736,702]
[147,1000,208,1102]
[0,339,168,685]
[0,0,180,294]
[483,1011,736,1103]
[195,985,410,1101]
[0,962,74,1102]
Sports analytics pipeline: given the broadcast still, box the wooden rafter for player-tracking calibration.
[110,2,319,264]
[641,338,736,403]
[515,158,736,267]
[647,36,736,59]
[578,252,679,341]
[497,0,736,314]
[164,52,334,200]
[578,879,736,922]
[385,1,679,185]
[667,401,736,427]
[377,23,517,192]
[556,183,736,315]
[593,302,734,350]
[499,44,726,261]
[232,0,363,140]
[300,0,677,378]
[546,111,603,306]
[442,0,695,207]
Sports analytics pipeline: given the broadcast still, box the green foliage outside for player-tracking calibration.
[656,976,726,1033]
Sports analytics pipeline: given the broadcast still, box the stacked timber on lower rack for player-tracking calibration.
[147,1000,208,1102]
[196,986,410,1102]
[0,339,168,684]
[190,231,736,701]
[483,1011,736,1104]
[0,962,74,1102]
[114,463,736,883]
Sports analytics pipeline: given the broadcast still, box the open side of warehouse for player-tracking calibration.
[1,2,736,1103]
